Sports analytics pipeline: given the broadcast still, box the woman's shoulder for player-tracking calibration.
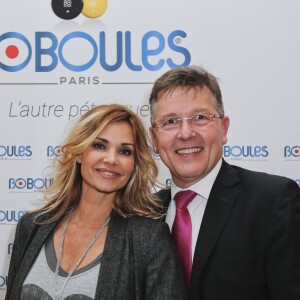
[17,211,37,227]
[16,210,53,235]
[15,212,40,237]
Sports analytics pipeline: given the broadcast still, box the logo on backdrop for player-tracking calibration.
[296,179,300,187]
[223,145,269,161]
[0,30,191,73]
[8,177,53,192]
[149,146,160,160]
[7,243,14,256]
[166,178,172,188]
[0,210,25,225]
[52,0,108,20]
[284,146,300,159]
[0,275,7,289]
[47,146,63,158]
[0,145,32,160]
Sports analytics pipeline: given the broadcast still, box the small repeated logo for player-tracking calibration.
[166,178,172,188]
[47,146,63,158]
[51,0,108,20]
[0,145,32,160]
[223,145,269,161]
[8,177,54,192]
[7,243,14,256]
[0,210,25,225]
[0,275,7,289]
[149,146,160,160]
[284,146,300,159]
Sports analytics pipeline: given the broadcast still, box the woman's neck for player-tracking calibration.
[71,193,114,228]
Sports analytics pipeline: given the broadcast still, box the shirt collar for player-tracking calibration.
[171,158,222,201]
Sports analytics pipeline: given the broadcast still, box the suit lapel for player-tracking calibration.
[96,210,127,299]
[156,188,171,221]
[190,161,239,292]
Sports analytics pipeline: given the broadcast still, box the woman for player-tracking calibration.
[6,104,187,300]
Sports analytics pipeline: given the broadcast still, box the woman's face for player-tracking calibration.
[77,121,135,198]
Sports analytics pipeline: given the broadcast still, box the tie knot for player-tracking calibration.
[175,190,197,209]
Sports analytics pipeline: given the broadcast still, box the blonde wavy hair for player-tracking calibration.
[33,104,162,224]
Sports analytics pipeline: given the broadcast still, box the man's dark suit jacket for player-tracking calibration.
[5,210,187,300]
[157,160,300,300]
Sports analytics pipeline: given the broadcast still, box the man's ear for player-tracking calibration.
[149,127,159,154]
[221,116,230,145]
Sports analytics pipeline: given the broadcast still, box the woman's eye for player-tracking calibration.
[92,142,105,150]
[120,148,133,156]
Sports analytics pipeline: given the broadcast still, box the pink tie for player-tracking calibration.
[172,190,197,288]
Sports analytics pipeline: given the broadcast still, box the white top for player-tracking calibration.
[165,159,222,260]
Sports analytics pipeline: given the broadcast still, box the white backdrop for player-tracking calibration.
[1,0,300,297]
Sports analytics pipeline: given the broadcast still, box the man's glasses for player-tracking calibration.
[152,112,222,132]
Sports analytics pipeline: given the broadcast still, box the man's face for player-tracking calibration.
[150,86,230,188]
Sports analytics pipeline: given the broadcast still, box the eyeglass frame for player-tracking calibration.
[152,112,223,132]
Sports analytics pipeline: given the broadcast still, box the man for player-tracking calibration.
[149,66,300,300]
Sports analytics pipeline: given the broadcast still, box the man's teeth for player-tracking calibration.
[176,147,203,154]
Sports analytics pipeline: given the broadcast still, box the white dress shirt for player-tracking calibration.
[165,159,222,261]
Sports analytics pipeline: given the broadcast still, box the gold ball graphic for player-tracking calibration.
[82,0,108,18]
